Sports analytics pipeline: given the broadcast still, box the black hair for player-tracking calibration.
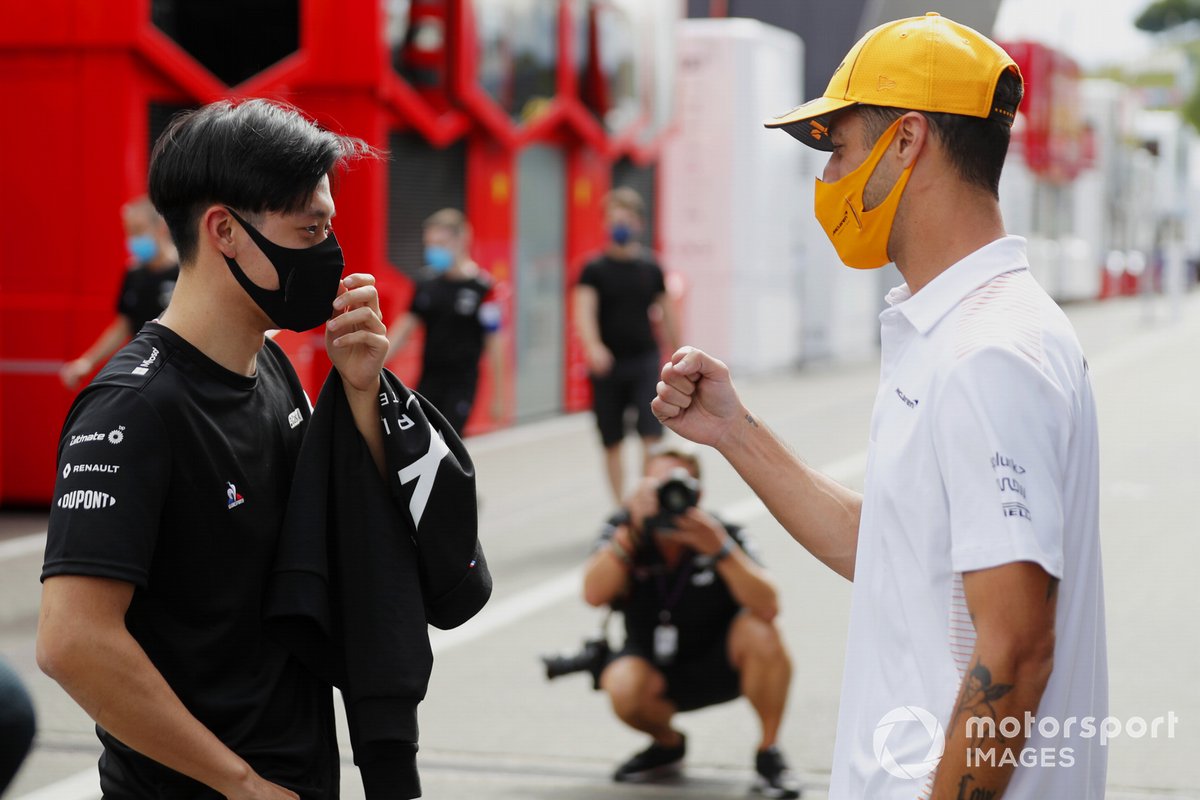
[857,68,1024,199]
[148,98,374,264]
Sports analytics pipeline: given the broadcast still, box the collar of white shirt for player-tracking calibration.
[883,235,1030,335]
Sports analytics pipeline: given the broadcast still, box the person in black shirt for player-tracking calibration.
[386,208,507,434]
[60,197,180,389]
[574,187,680,504]
[38,99,385,799]
[582,446,802,798]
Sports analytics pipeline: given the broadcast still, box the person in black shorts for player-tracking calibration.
[581,446,802,798]
[37,99,387,798]
[387,208,507,434]
[574,187,680,504]
[60,196,180,389]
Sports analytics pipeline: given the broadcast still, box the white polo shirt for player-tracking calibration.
[828,236,1108,799]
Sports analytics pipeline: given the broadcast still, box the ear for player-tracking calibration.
[201,205,238,258]
[894,112,930,169]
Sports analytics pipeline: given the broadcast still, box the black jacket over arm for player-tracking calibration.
[265,369,492,798]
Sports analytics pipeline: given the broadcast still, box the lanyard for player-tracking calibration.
[654,559,695,624]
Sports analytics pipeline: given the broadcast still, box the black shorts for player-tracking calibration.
[418,365,479,435]
[618,638,742,713]
[589,351,663,447]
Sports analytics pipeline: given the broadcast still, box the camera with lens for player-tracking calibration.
[642,468,701,536]
[541,633,611,690]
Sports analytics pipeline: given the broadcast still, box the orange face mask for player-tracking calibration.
[813,118,912,270]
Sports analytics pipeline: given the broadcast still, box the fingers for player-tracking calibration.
[332,283,379,315]
[327,305,385,336]
[667,345,731,385]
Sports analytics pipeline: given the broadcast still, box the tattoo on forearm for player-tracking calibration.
[745,413,759,428]
[1046,576,1059,602]
[956,774,998,800]
[955,662,1014,745]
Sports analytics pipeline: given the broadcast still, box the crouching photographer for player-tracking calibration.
[581,445,802,798]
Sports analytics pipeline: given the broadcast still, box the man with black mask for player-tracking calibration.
[36,100,387,798]
[582,446,802,798]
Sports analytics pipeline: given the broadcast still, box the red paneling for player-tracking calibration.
[3,0,672,503]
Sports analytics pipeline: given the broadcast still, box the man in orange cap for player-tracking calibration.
[652,13,1106,800]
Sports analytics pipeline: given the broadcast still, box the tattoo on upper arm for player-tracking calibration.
[955,662,1014,744]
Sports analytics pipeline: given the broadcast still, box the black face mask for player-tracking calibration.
[223,207,345,332]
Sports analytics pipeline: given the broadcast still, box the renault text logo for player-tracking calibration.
[874,706,945,779]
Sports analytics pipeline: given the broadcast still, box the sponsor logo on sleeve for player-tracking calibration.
[226,482,245,510]
[57,489,117,510]
[991,452,1031,521]
[131,347,160,376]
[69,427,125,447]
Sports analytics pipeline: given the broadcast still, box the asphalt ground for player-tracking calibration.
[2,289,1198,799]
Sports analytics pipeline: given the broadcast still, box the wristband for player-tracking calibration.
[711,537,734,564]
[609,538,633,566]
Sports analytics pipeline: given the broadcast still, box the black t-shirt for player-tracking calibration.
[43,323,338,798]
[408,272,499,372]
[576,254,666,359]
[116,264,179,332]
[594,514,760,661]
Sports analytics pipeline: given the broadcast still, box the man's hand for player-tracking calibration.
[651,347,746,451]
[223,773,300,800]
[661,507,728,556]
[326,274,388,394]
[59,358,93,389]
[585,342,614,377]
[623,476,660,541]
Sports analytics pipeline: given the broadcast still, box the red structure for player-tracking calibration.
[1001,41,1093,183]
[0,0,677,504]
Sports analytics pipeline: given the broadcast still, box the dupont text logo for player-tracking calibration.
[57,489,117,510]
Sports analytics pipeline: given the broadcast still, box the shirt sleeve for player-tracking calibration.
[43,387,172,587]
[407,279,432,322]
[114,268,138,319]
[650,262,667,296]
[478,280,502,334]
[577,260,601,290]
[931,346,1068,579]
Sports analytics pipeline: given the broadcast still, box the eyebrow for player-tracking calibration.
[301,205,336,220]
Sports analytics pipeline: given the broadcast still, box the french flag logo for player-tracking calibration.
[226,482,245,510]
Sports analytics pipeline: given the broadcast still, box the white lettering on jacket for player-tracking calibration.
[397,410,450,527]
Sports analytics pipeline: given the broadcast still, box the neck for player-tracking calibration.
[892,184,1006,294]
[606,242,640,260]
[447,259,478,280]
[157,261,270,377]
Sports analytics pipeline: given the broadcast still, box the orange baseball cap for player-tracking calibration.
[765,12,1022,150]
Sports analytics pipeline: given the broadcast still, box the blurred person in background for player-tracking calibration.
[574,187,680,505]
[60,197,179,389]
[387,208,507,434]
[0,656,35,792]
[582,445,801,798]
[653,13,1105,800]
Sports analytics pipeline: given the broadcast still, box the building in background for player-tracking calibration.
[0,0,682,504]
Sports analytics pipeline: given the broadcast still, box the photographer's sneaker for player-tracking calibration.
[612,734,686,783]
[753,746,801,799]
